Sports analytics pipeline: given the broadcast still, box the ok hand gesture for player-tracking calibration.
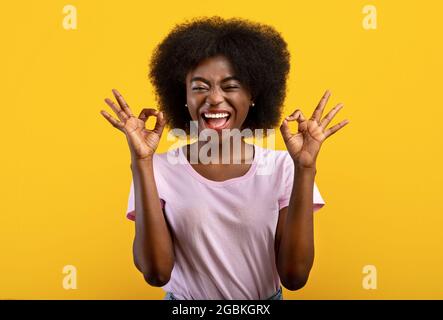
[280,90,349,169]
[100,89,166,160]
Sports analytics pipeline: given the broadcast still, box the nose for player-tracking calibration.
[205,86,224,106]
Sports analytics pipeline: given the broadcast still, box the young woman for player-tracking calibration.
[100,17,349,300]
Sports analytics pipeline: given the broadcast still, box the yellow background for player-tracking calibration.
[1,0,442,299]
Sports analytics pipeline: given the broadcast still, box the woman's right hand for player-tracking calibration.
[100,89,167,160]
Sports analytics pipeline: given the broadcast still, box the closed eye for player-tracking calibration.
[192,85,239,91]
[192,87,207,91]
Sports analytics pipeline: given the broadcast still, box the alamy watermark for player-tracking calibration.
[362,264,377,290]
[62,265,77,290]
[362,5,377,30]
[165,121,277,176]
[62,5,77,30]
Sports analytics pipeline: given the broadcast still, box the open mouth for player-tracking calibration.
[201,112,232,130]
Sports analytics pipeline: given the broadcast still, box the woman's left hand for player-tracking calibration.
[279,90,350,169]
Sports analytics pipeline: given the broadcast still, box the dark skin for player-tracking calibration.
[277,90,349,289]
[101,89,173,286]
[100,55,349,290]
[183,55,255,179]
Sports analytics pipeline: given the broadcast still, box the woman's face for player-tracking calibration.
[185,55,253,137]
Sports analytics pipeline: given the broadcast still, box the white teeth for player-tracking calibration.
[204,112,229,119]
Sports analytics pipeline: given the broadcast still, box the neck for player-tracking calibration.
[187,137,254,165]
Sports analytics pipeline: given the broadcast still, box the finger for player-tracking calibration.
[279,119,292,141]
[286,109,306,122]
[100,110,124,131]
[138,108,159,123]
[285,109,308,133]
[152,111,167,136]
[310,90,331,122]
[320,103,344,129]
[112,89,134,118]
[138,108,165,134]
[104,98,128,121]
[280,109,303,140]
[324,119,350,139]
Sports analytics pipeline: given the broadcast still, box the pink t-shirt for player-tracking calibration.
[126,144,325,299]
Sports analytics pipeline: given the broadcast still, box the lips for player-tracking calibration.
[200,110,232,131]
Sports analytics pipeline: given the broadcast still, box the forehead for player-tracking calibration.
[186,55,236,82]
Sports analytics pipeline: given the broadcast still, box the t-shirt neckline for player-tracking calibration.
[178,143,260,187]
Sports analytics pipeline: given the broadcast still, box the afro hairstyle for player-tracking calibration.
[149,16,291,136]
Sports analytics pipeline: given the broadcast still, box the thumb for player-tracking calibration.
[280,119,292,142]
[138,108,158,123]
[152,111,166,136]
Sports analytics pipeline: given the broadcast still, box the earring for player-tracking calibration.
[251,102,255,107]
[185,104,188,107]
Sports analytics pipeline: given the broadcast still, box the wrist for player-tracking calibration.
[130,155,154,170]
[294,162,317,174]
[131,152,154,162]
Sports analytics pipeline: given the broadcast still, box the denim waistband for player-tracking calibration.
[164,286,283,300]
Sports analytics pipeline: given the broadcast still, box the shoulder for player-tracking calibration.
[152,146,181,165]
[254,145,292,176]
[137,147,182,181]
[255,145,291,163]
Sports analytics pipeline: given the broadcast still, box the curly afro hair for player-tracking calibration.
[149,16,290,136]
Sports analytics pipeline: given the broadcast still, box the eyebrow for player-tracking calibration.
[190,76,241,85]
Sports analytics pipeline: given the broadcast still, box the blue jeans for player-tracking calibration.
[164,286,283,300]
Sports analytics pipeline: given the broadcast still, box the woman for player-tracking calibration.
[100,16,349,300]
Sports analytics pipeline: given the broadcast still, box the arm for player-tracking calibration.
[131,156,175,287]
[276,164,317,291]
[278,90,349,290]
[100,88,173,287]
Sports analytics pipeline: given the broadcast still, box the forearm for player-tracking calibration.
[277,164,317,288]
[131,156,174,286]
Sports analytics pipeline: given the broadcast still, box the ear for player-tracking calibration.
[249,92,254,107]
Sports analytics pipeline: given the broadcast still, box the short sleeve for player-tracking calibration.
[126,179,166,221]
[278,153,326,212]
